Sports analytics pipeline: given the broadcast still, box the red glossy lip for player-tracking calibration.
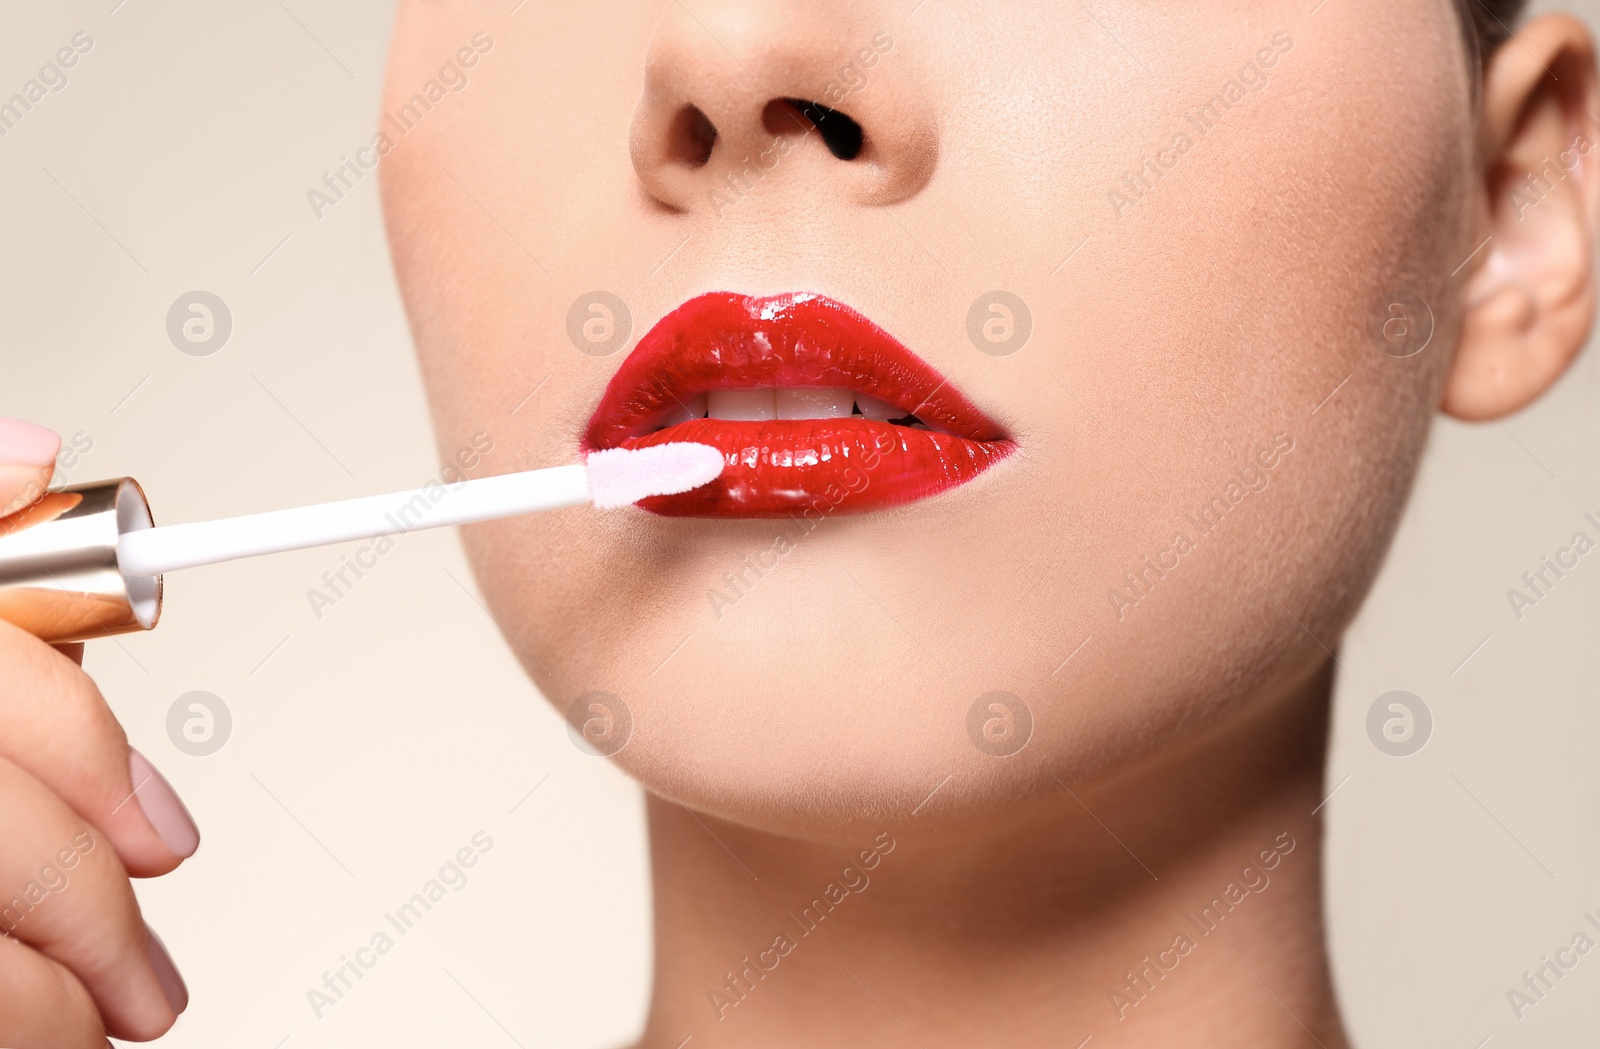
[582,292,1014,517]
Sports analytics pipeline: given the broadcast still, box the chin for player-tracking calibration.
[461,482,1325,845]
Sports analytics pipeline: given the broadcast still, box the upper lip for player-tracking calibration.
[582,292,1008,449]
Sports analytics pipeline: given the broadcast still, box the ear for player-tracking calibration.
[1444,14,1600,420]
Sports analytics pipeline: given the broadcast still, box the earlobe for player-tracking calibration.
[1444,14,1600,421]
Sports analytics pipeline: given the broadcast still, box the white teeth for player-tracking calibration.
[707,389,777,421]
[776,387,854,420]
[675,388,922,427]
[660,392,708,427]
[855,393,903,421]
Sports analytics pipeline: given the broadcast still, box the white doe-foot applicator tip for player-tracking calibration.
[585,442,727,509]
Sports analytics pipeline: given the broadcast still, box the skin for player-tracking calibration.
[0,445,193,1046]
[374,1,1598,1046]
[0,0,1595,1045]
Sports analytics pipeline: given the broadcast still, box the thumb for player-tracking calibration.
[0,417,61,518]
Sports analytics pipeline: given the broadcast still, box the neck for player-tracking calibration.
[634,663,1349,1049]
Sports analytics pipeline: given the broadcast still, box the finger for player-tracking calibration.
[0,418,60,518]
[0,755,185,1040]
[0,619,199,876]
[0,932,111,1049]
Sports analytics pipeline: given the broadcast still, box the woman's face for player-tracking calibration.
[381,0,1475,837]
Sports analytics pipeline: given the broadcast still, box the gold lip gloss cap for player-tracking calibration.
[0,478,162,643]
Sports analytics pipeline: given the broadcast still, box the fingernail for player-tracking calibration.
[128,749,200,859]
[145,925,189,1015]
[0,418,59,467]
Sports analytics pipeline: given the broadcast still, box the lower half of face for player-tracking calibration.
[382,0,1478,839]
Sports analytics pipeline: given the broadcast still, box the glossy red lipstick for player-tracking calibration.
[582,292,1014,517]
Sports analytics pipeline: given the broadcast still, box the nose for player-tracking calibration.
[628,1,937,214]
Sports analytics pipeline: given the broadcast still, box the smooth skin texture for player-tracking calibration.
[5,2,1592,1046]
[0,429,195,1046]
[378,1,1599,1046]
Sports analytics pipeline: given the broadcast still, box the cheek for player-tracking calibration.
[381,0,659,457]
[955,0,1474,760]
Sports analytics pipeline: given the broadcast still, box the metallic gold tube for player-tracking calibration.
[0,478,162,643]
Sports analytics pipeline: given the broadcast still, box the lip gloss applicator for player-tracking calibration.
[0,442,725,643]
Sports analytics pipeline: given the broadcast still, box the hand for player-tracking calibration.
[0,417,196,1045]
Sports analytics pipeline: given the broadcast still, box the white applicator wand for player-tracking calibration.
[119,443,723,575]
[0,442,725,644]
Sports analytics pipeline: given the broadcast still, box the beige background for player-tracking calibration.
[2,1,1597,1046]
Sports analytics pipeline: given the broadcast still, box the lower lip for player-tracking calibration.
[621,418,1013,517]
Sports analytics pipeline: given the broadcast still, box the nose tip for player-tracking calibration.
[628,5,936,214]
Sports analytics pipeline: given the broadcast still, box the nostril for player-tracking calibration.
[770,98,864,161]
[760,99,813,138]
[666,104,718,167]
